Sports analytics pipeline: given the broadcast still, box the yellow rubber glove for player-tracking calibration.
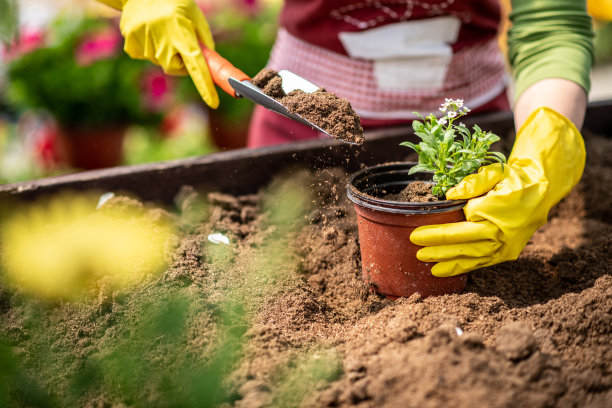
[97,0,219,108]
[410,107,585,277]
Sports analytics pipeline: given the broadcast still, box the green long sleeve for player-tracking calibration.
[508,0,595,100]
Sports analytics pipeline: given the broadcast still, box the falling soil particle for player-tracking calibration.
[384,180,439,202]
[1,133,612,407]
[251,68,364,145]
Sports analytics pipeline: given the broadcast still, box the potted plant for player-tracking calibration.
[6,17,169,169]
[347,99,506,299]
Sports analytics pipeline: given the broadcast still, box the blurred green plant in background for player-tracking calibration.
[6,17,163,128]
[122,105,217,165]
[0,0,18,44]
[1,13,211,176]
[594,21,612,64]
[0,0,281,181]
[270,349,343,408]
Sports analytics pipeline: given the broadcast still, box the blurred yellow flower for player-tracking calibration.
[1,193,175,300]
[588,0,612,21]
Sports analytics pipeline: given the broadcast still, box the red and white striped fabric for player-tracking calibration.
[267,27,509,120]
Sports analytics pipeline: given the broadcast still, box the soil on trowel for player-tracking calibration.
[385,180,439,202]
[1,132,612,407]
[251,68,365,145]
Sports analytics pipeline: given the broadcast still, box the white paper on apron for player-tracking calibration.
[338,16,461,90]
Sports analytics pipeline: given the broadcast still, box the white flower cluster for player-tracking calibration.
[439,98,471,117]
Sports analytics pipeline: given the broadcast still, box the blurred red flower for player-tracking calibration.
[33,121,62,169]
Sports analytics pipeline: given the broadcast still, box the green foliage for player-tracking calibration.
[0,285,242,408]
[594,21,612,64]
[0,0,18,44]
[122,125,217,165]
[271,349,343,407]
[0,335,56,408]
[6,18,162,128]
[401,99,506,198]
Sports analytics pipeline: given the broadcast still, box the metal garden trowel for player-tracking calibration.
[202,48,357,144]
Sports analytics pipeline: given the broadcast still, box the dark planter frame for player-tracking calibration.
[1,100,610,207]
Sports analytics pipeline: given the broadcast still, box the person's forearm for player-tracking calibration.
[514,78,587,130]
[508,0,593,129]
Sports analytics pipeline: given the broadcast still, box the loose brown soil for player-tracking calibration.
[1,132,611,407]
[251,68,364,145]
[384,180,439,202]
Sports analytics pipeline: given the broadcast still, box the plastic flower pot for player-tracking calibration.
[57,124,127,170]
[347,162,468,299]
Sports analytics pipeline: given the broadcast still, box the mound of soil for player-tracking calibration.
[1,132,611,407]
[384,180,439,202]
[251,68,364,145]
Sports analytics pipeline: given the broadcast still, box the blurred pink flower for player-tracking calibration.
[141,68,175,112]
[31,120,61,169]
[2,28,45,60]
[242,0,260,15]
[196,0,214,14]
[75,27,122,66]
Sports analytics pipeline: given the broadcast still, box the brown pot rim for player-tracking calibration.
[346,162,466,214]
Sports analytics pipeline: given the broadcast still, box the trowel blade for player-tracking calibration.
[277,70,319,94]
[227,76,359,146]
[228,78,325,131]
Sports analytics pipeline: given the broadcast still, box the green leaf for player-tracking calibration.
[414,130,437,146]
[455,148,473,155]
[487,133,501,143]
[400,141,419,151]
[488,151,507,163]
[412,120,424,133]
[443,128,455,144]
[408,164,435,175]
[420,143,437,158]
[456,123,470,134]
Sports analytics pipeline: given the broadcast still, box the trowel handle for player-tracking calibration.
[202,48,250,98]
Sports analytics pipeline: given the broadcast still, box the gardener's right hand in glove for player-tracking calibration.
[97,0,219,108]
[410,107,586,277]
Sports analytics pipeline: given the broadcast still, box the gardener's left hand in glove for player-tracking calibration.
[97,0,219,108]
[410,107,585,277]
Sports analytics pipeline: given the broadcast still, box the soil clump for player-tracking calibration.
[1,132,611,407]
[251,68,364,145]
[384,180,439,202]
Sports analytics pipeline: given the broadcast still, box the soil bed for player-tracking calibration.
[384,180,439,202]
[1,132,611,407]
